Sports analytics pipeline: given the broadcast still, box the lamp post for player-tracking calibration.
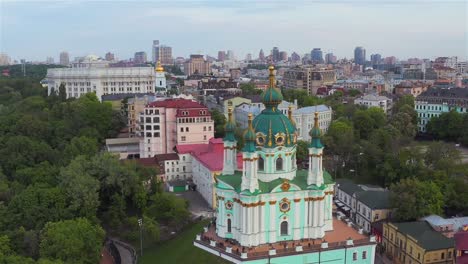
[138,218,143,257]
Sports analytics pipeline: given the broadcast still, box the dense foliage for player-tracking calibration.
[426,110,468,147]
[0,65,65,79]
[0,78,189,263]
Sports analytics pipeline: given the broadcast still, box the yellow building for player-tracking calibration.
[382,221,455,264]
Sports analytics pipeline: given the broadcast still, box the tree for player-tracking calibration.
[211,109,226,138]
[240,83,261,96]
[147,192,189,228]
[6,185,69,230]
[390,178,444,221]
[63,136,98,163]
[59,156,100,220]
[58,83,66,102]
[353,109,375,140]
[424,142,461,174]
[296,140,309,162]
[39,218,104,264]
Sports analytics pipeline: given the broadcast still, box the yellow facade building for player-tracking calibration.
[382,221,455,264]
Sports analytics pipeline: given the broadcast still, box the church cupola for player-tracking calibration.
[307,112,324,186]
[222,101,237,175]
[242,113,256,153]
[155,60,166,93]
[241,113,259,193]
[262,66,283,110]
[224,101,237,142]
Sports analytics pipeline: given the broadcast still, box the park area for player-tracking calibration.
[138,220,229,264]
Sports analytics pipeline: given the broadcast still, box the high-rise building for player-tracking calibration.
[184,55,211,76]
[258,49,265,61]
[59,51,69,66]
[105,52,115,61]
[291,52,301,63]
[325,53,337,64]
[311,48,324,63]
[46,57,54,64]
[370,54,382,66]
[245,53,252,61]
[226,50,235,60]
[279,51,288,61]
[0,53,11,66]
[152,40,173,65]
[354,46,366,65]
[384,56,396,65]
[272,47,280,62]
[218,51,226,61]
[134,51,147,64]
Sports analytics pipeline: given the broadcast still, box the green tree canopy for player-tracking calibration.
[39,218,104,264]
[390,178,444,221]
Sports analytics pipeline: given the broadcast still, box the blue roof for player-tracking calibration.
[293,105,330,114]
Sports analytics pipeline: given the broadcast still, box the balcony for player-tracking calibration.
[194,216,376,262]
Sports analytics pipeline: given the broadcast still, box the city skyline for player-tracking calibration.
[1,0,467,61]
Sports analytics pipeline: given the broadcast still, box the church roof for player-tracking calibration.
[217,169,334,194]
[251,65,296,148]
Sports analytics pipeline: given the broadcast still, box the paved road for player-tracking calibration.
[177,191,214,218]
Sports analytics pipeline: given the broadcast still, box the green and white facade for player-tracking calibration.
[415,87,468,132]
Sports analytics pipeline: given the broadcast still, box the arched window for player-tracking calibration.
[280,221,288,236]
[227,219,232,233]
[258,157,264,171]
[292,154,296,169]
[276,157,283,171]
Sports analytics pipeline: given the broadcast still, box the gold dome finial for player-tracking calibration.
[268,65,275,88]
[156,61,164,72]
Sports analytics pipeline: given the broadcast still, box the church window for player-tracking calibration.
[276,157,283,171]
[227,218,232,233]
[280,221,288,236]
[258,157,264,171]
[353,252,357,260]
[362,251,367,259]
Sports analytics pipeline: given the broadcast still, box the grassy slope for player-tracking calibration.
[139,220,230,264]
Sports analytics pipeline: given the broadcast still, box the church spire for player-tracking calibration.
[261,65,283,110]
[307,112,324,186]
[309,112,323,148]
[242,113,256,153]
[224,101,237,142]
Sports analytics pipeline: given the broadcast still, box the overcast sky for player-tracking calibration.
[1,0,467,62]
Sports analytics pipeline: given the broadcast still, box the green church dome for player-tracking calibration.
[251,66,296,149]
[309,112,324,148]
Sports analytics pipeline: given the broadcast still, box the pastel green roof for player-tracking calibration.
[262,87,283,107]
[216,170,334,195]
[252,109,296,148]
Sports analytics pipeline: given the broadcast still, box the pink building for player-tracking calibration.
[175,138,243,208]
[139,99,214,158]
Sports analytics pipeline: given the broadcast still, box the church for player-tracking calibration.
[194,66,376,264]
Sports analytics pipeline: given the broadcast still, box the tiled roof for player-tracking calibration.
[336,178,364,195]
[392,221,454,251]
[423,215,468,231]
[147,98,207,109]
[154,153,179,162]
[175,138,242,171]
[355,190,391,209]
